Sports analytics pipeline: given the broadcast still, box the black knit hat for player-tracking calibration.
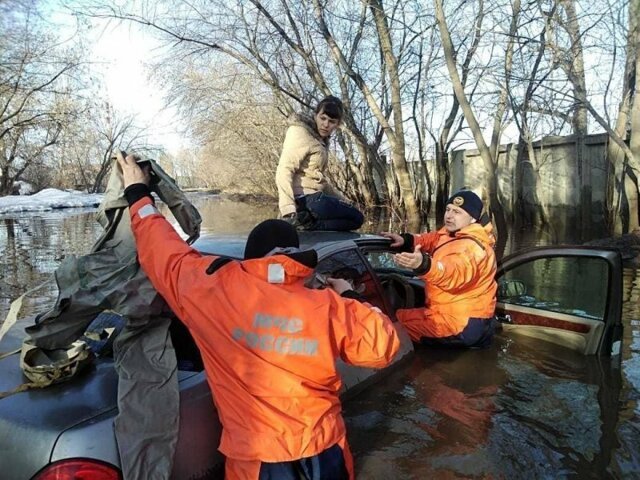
[244,219,300,259]
[446,190,483,220]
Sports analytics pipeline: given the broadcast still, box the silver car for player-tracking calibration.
[0,232,624,479]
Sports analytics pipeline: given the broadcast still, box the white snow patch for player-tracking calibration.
[14,181,35,195]
[0,188,104,214]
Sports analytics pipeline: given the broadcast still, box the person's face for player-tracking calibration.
[443,204,476,233]
[314,110,340,138]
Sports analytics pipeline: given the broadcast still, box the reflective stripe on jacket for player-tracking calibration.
[276,113,345,216]
[398,223,497,340]
[129,197,400,465]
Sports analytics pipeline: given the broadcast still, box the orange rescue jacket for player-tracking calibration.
[397,223,497,340]
[129,197,400,463]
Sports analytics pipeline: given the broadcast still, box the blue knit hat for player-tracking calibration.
[446,190,483,220]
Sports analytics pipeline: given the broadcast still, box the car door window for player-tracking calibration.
[365,250,412,274]
[496,248,624,356]
[315,248,386,312]
[498,256,608,321]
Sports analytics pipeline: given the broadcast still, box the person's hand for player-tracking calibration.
[326,277,353,294]
[282,209,315,229]
[116,151,150,188]
[393,245,424,269]
[282,212,298,226]
[297,209,315,226]
[381,232,404,248]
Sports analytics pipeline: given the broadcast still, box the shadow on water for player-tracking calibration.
[1,195,639,478]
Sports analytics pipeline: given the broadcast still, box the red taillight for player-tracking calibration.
[33,459,121,480]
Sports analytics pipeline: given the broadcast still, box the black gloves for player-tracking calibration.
[390,233,416,252]
[282,209,316,229]
[296,209,315,227]
[413,252,431,275]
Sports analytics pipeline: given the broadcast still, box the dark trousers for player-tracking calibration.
[258,443,349,480]
[420,317,496,349]
[296,192,364,231]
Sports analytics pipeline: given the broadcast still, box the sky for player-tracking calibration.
[87,19,188,153]
[43,2,621,161]
[45,4,188,154]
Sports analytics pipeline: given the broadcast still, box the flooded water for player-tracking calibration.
[1,194,639,479]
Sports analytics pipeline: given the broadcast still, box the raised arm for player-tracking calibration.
[118,153,215,320]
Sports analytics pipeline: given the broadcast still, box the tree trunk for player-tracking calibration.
[608,0,640,233]
[366,0,419,219]
[628,33,640,230]
[0,166,12,196]
[561,0,589,135]
[435,0,508,255]
[434,141,451,218]
[560,0,591,237]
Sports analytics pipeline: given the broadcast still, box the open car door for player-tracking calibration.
[496,247,623,356]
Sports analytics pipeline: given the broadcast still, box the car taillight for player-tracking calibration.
[33,459,121,480]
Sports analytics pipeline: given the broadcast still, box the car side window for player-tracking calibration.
[498,256,609,321]
[365,250,413,275]
[315,249,387,312]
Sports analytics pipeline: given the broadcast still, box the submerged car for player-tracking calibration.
[0,232,624,479]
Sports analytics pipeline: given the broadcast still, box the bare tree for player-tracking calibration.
[435,0,517,254]
[606,0,640,233]
[53,99,155,192]
[79,0,432,217]
[427,4,485,220]
[73,0,637,236]
[506,0,558,231]
[0,2,82,195]
[544,0,640,233]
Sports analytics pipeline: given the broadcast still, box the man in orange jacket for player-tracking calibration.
[383,190,497,348]
[117,153,400,480]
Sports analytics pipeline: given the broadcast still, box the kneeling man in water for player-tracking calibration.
[383,190,497,349]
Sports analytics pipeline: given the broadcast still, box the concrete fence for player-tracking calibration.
[449,133,611,241]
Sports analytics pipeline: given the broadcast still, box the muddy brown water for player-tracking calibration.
[1,193,639,479]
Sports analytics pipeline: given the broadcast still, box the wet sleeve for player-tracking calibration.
[330,296,400,368]
[276,126,309,216]
[128,196,216,319]
[412,232,439,254]
[425,242,483,291]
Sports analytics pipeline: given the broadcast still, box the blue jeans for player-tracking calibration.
[258,443,349,480]
[296,192,364,231]
[419,317,496,349]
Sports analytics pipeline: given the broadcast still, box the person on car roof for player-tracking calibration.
[276,96,364,231]
[117,152,400,480]
[382,190,497,349]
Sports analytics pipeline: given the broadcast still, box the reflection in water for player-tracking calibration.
[618,267,640,475]
[181,194,279,236]
[0,196,276,320]
[0,195,639,478]
[0,209,102,320]
[346,336,629,479]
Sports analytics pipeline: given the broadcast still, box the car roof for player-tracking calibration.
[192,231,389,258]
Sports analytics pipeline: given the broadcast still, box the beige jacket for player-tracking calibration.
[276,113,345,216]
